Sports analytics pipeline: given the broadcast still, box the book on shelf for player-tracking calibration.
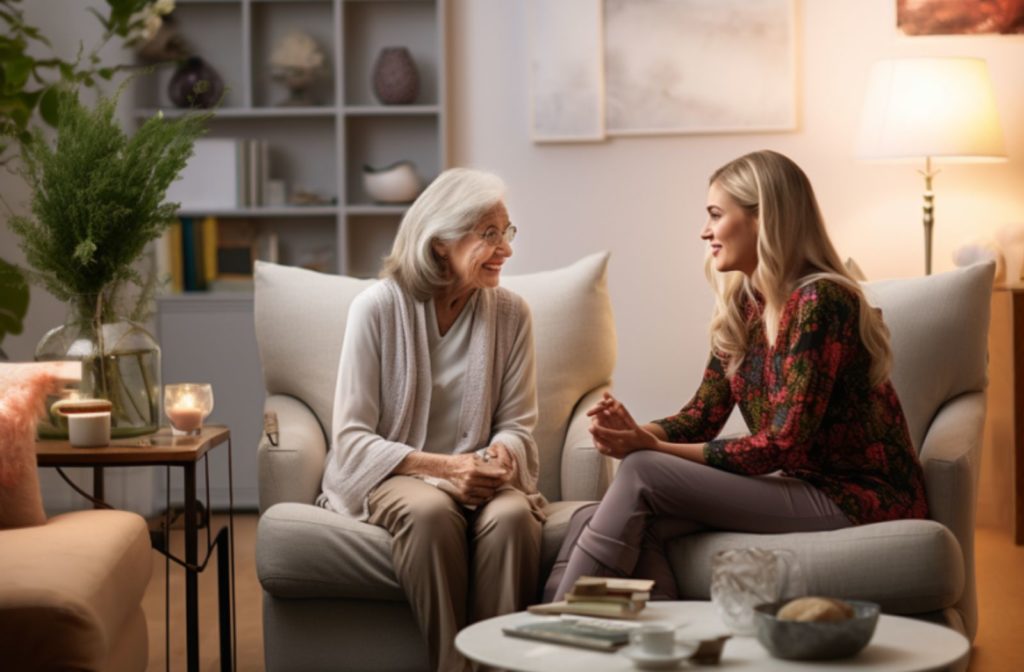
[156,221,184,293]
[166,137,272,211]
[157,217,279,294]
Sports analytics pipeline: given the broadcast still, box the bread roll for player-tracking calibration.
[777,597,854,622]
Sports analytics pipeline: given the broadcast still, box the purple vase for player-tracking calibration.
[372,47,419,105]
[168,57,224,109]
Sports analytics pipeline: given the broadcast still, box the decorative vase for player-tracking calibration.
[372,47,419,105]
[277,68,318,107]
[362,161,422,203]
[168,56,224,109]
[35,296,161,439]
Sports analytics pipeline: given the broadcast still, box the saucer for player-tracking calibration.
[618,642,696,670]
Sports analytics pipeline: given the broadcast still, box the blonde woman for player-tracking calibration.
[319,168,544,672]
[546,150,928,601]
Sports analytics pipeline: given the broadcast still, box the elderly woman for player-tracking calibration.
[318,168,545,672]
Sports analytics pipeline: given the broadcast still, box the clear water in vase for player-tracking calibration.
[36,318,162,439]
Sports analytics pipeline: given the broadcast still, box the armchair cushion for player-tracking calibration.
[254,261,376,440]
[864,263,992,451]
[669,519,964,614]
[501,252,615,499]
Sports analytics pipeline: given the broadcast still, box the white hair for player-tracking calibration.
[381,167,506,300]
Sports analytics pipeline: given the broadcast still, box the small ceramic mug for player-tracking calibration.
[629,623,676,656]
[67,411,111,448]
[53,398,113,448]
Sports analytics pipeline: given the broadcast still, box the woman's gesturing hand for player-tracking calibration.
[587,392,658,459]
[444,453,508,507]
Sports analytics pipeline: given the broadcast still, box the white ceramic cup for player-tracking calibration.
[629,623,676,656]
[67,411,111,448]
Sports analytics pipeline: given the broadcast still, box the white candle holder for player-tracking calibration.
[164,383,214,436]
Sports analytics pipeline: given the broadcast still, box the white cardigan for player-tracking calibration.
[319,279,542,520]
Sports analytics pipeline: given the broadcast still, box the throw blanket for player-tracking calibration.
[319,279,544,520]
[0,362,79,528]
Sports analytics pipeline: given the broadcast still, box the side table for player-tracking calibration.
[979,285,1024,543]
[36,425,236,672]
[455,601,970,672]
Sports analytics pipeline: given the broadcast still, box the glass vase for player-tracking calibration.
[35,297,161,439]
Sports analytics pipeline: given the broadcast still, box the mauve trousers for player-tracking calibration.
[544,450,852,602]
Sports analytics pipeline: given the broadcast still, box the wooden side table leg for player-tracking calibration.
[92,467,104,508]
[185,463,199,672]
[216,526,232,672]
[1014,291,1024,546]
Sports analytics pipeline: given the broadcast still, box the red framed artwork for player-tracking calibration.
[898,0,1024,35]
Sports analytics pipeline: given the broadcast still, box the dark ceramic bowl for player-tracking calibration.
[753,600,880,660]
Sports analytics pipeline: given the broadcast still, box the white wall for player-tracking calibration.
[449,0,1024,424]
[4,0,1023,430]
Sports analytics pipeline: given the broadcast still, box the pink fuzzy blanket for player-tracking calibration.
[0,362,80,528]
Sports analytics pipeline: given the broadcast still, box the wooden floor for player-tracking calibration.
[141,516,1024,671]
[142,513,265,672]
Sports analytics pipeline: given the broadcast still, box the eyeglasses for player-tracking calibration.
[479,224,517,247]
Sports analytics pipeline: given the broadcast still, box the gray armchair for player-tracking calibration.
[254,256,990,671]
[254,253,617,671]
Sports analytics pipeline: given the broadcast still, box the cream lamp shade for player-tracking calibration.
[855,57,1006,274]
[857,57,1005,162]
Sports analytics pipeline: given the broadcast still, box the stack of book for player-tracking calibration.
[156,217,279,293]
[527,576,653,619]
[165,138,271,211]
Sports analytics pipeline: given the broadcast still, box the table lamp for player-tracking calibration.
[856,57,1006,274]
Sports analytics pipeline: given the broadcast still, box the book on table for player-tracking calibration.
[525,576,654,619]
[502,618,636,651]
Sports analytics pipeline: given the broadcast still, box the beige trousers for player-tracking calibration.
[367,475,543,672]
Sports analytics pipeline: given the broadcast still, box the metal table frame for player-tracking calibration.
[36,425,236,672]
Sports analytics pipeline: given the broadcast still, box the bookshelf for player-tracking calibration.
[146,0,447,509]
[139,0,448,282]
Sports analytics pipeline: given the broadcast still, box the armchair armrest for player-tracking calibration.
[560,384,615,502]
[258,394,328,512]
[918,390,985,641]
[919,391,985,540]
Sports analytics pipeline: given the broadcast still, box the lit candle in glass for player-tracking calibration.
[164,383,214,436]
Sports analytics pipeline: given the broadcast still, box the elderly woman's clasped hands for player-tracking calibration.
[445,445,517,507]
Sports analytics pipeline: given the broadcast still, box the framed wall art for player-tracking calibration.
[528,0,797,142]
[604,0,797,136]
[528,0,606,143]
[898,0,1024,35]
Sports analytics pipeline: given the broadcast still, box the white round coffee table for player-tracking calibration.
[455,601,969,671]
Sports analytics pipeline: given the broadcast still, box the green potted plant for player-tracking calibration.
[8,84,209,437]
[0,258,29,361]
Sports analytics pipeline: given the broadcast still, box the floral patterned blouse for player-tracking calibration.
[652,279,929,525]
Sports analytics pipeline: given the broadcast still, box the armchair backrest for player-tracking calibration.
[253,252,616,502]
[863,262,993,453]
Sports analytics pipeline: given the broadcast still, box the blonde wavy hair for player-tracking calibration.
[706,150,892,386]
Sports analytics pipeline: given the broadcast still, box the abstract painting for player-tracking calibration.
[604,0,796,135]
[528,0,605,142]
[898,0,1024,35]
